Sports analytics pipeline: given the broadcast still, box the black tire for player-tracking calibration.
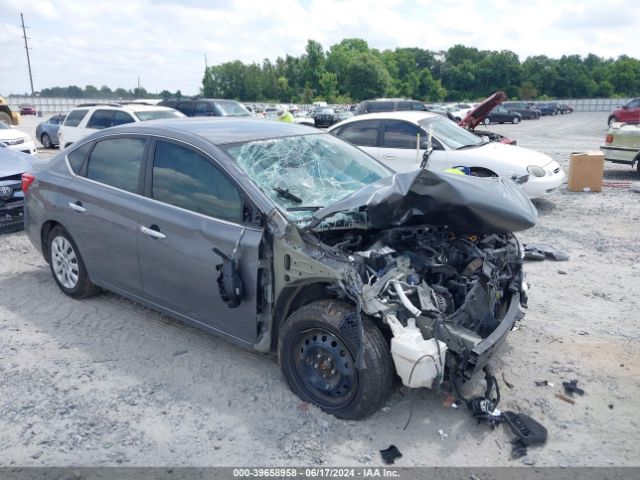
[0,111,11,125]
[278,299,393,420]
[512,116,520,124]
[47,225,99,299]
[608,116,617,127]
[41,133,52,149]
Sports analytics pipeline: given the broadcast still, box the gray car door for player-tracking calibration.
[57,136,148,297]
[136,138,263,345]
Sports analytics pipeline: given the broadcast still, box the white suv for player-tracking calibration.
[58,103,185,148]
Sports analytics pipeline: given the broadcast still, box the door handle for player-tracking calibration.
[382,154,396,159]
[140,225,166,240]
[68,201,86,213]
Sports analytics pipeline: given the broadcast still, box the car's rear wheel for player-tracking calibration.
[484,117,491,125]
[0,112,11,125]
[512,116,520,124]
[47,226,99,299]
[41,133,52,149]
[278,300,393,420]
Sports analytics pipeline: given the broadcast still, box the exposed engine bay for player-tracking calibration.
[316,224,526,389]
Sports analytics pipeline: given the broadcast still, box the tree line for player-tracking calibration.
[35,85,183,100]
[202,39,640,103]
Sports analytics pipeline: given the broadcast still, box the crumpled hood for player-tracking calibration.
[308,168,537,234]
[467,142,555,168]
[0,148,33,177]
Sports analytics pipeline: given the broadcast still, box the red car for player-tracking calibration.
[608,98,640,126]
[19,104,37,115]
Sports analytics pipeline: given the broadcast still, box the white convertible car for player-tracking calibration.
[328,111,566,198]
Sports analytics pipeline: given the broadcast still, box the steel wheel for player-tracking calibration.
[293,328,358,408]
[41,133,52,149]
[51,235,79,289]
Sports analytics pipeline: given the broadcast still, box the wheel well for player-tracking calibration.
[469,167,498,177]
[272,282,348,349]
[40,220,61,263]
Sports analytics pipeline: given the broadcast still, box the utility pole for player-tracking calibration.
[137,77,140,98]
[204,53,208,70]
[20,13,35,97]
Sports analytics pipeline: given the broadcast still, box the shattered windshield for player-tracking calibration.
[224,133,390,222]
[418,117,483,150]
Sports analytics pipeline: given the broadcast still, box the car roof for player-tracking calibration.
[332,111,440,127]
[69,104,176,113]
[102,117,320,145]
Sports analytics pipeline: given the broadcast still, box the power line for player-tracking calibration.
[20,12,35,97]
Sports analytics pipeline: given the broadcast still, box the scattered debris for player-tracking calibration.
[524,243,570,262]
[502,372,515,389]
[556,393,576,405]
[577,331,589,335]
[451,401,460,409]
[297,402,309,412]
[437,429,448,440]
[502,411,548,446]
[379,445,402,465]
[511,439,528,458]
[443,395,456,408]
[535,380,554,387]
[557,270,567,275]
[608,404,614,410]
[562,379,585,396]
[172,350,188,357]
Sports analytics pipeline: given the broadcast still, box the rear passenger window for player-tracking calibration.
[382,121,420,149]
[64,109,88,127]
[194,102,212,116]
[367,101,394,113]
[151,141,243,223]
[67,142,93,174]
[112,111,134,126]
[87,110,115,129]
[334,121,379,147]
[86,137,145,193]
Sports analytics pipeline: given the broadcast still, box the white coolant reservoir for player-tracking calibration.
[387,316,447,389]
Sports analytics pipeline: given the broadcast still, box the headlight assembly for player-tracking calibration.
[527,165,546,177]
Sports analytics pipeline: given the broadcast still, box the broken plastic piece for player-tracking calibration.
[502,411,548,446]
[511,439,528,459]
[535,380,554,387]
[437,429,448,440]
[556,393,575,405]
[379,445,402,465]
[524,243,569,261]
[562,379,585,396]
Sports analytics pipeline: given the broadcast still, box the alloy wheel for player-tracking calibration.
[51,236,80,289]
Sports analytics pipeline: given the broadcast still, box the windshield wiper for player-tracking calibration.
[456,143,482,150]
[286,206,323,212]
[273,187,302,204]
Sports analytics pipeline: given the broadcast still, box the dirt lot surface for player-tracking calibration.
[2,113,639,467]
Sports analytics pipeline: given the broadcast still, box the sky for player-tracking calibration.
[1,0,638,96]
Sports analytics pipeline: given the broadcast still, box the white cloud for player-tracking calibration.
[0,0,638,96]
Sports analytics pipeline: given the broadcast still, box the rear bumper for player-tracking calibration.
[0,199,25,233]
[601,145,638,164]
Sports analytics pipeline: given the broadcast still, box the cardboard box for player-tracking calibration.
[568,151,605,192]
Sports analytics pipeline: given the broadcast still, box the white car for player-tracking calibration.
[58,103,185,148]
[0,122,37,155]
[328,111,566,198]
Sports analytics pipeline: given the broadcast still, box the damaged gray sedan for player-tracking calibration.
[24,118,536,419]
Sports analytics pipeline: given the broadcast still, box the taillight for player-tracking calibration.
[22,173,35,194]
[605,134,613,144]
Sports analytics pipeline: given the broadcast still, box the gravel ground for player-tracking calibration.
[1,113,639,467]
